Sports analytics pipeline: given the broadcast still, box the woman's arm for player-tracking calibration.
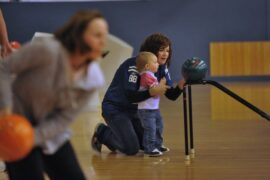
[165,85,183,101]
[0,42,55,111]
[126,77,169,103]
[127,84,169,103]
[127,89,151,103]
[124,62,168,103]
[0,9,12,58]
[34,92,92,146]
[162,66,185,101]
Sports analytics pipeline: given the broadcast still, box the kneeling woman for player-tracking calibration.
[92,33,185,155]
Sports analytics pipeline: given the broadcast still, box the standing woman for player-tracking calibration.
[92,33,185,155]
[0,10,108,180]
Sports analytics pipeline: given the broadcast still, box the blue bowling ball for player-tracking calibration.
[181,57,208,82]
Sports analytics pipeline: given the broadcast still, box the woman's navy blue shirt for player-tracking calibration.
[102,57,182,114]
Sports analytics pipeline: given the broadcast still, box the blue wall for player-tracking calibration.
[267,0,270,40]
[1,0,269,81]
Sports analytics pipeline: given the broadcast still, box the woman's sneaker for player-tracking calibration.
[91,123,106,153]
[91,123,116,153]
[145,148,163,157]
[158,146,170,152]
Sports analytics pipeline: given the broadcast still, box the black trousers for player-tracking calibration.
[6,141,86,180]
[100,111,144,155]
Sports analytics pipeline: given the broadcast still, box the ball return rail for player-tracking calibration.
[182,80,270,161]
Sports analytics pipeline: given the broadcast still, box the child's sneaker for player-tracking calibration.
[145,148,163,157]
[159,146,170,152]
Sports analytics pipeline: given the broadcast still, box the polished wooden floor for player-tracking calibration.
[1,82,270,180]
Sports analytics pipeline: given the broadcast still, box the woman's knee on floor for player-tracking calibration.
[120,139,140,155]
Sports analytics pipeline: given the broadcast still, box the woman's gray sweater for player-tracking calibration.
[0,38,93,154]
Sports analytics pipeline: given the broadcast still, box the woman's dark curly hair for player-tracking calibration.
[139,33,172,66]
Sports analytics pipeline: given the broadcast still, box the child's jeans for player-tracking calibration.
[138,109,164,153]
